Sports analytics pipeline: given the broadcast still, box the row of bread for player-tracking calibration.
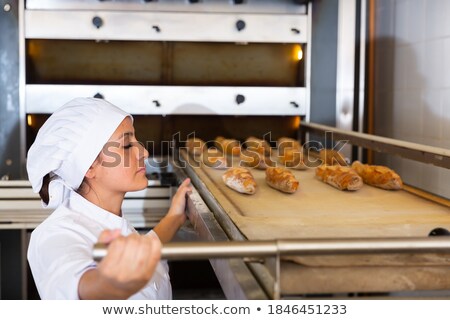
[222,161,403,196]
[316,161,403,191]
[186,136,308,170]
[185,137,403,194]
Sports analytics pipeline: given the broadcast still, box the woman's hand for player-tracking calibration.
[78,229,161,299]
[152,178,192,243]
[167,178,192,223]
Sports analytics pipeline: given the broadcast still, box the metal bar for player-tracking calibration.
[301,122,450,169]
[19,0,27,177]
[26,0,308,14]
[367,0,377,163]
[93,237,450,262]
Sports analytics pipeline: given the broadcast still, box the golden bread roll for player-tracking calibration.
[277,137,301,154]
[319,149,347,166]
[278,148,307,170]
[265,167,299,194]
[215,136,241,156]
[202,147,228,169]
[186,138,206,156]
[204,157,228,169]
[240,148,276,170]
[222,168,256,194]
[244,136,271,155]
[351,161,403,190]
[315,165,363,191]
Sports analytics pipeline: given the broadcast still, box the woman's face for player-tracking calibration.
[93,117,149,193]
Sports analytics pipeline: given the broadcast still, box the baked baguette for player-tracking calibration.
[265,167,299,194]
[319,149,347,165]
[240,148,275,170]
[186,138,206,156]
[205,156,227,169]
[244,136,271,155]
[277,137,301,154]
[278,148,307,170]
[222,168,256,194]
[315,165,363,191]
[215,136,241,156]
[351,161,403,190]
[203,147,228,169]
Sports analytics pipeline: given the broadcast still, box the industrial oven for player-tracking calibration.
[1,0,450,299]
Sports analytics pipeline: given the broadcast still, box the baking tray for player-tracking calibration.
[181,150,450,294]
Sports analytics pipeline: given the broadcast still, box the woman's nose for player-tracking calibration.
[143,146,149,159]
[136,141,149,160]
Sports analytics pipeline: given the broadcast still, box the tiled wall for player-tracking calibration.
[374,0,449,199]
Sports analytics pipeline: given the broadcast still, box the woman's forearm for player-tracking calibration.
[78,269,131,300]
[152,214,185,244]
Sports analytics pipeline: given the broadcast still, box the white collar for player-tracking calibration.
[68,191,125,230]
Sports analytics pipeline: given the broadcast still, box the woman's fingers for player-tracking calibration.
[98,229,122,244]
[100,235,126,270]
[180,178,191,188]
[97,232,162,295]
[177,178,193,198]
[140,235,161,279]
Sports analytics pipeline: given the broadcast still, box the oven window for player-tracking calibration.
[26,40,305,87]
[26,114,302,155]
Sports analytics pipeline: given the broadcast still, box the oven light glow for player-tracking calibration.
[297,46,303,61]
[293,116,301,129]
[27,115,33,127]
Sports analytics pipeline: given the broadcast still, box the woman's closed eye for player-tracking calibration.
[124,141,145,150]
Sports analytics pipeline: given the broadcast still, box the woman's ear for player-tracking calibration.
[84,166,96,179]
[85,158,99,179]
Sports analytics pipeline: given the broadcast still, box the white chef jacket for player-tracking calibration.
[27,191,171,300]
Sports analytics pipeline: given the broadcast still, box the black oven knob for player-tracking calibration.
[92,16,104,29]
[236,20,246,32]
[428,228,450,237]
[236,94,245,105]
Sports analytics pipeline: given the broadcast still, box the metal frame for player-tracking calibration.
[0,0,21,180]
[25,10,308,43]
[357,0,367,159]
[94,236,450,300]
[25,85,307,116]
[301,122,450,169]
[335,0,368,161]
[26,0,308,14]
[171,158,269,299]
[304,1,312,123]
[18,0,26,176]
[20,1,312,170]
[335,0,357,159]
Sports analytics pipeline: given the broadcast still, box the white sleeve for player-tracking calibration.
[28,226,96,300]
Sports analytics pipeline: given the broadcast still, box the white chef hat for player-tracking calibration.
[27,97,132,208]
